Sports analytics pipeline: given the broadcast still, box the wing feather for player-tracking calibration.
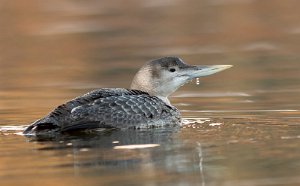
[24,88,149,134]
[62,95,168,131]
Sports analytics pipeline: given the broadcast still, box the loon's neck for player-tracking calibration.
[130,63,172,106]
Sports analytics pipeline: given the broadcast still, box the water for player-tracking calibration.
[1,0,300,185]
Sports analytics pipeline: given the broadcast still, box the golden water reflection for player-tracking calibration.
[1,0,300,185]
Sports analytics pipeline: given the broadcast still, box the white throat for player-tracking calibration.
[130,65,172,105]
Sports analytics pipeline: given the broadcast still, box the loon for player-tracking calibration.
[23,57,232,135]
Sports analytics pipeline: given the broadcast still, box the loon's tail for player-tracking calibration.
[23,119,60,135]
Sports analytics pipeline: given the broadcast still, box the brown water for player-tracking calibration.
[1,0,300,185]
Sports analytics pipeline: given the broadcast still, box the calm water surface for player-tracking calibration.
[1,1,300,186]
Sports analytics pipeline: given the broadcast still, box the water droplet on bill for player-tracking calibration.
[196,78,200,85]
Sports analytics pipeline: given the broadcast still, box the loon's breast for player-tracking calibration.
[23,88,181,135]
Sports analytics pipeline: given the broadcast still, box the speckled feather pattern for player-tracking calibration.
[23,88,181,134]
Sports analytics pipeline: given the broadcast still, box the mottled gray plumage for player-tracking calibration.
[23,56,231,135]
[24,88,179,134]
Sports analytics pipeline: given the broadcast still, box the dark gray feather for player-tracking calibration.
[24,88,180,134]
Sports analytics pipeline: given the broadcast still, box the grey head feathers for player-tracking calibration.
[130,56,191,104]
[130,56,232,104]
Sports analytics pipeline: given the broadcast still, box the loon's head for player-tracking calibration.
[130,56,232,104]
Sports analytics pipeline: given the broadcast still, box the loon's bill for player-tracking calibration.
[23,56,232,136]
[191,65,233,78]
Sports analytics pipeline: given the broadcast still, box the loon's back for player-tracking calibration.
[23,88,181,135]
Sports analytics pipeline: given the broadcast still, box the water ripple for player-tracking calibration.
[174,92,251,98]
[182,109,298,113]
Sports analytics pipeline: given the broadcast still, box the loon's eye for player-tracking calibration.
[169,68,176,72]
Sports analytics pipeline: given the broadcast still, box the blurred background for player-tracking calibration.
[1,0,300,124]
[1,0,300,186]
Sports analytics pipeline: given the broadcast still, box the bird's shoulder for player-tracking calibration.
[71,93,168,114]
[66,91,178,130]
[48,88,149,118]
